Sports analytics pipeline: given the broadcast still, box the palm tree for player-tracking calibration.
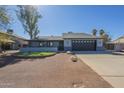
[99,29,105,36]
[92,29,97,36]
[99,29,111,47]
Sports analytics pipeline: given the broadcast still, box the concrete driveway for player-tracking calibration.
[76,51,124,88]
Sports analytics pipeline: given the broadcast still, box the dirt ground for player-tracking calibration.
[0,53,112,88]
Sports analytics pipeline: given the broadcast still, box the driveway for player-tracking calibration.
[0,53,111,88]
[76,51,124,88]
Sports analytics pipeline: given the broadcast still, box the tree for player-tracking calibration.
[99,29,111,46]
[0,32,11,52]
[102,33,111,42]
[16,5,41,39]
[0,6,12,52]
[92,29,97,36]
[0,6,10,29]
[99,29,105,36]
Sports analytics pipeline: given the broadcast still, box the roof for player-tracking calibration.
[0,31,27,40]
[108,36,124,44]
[38,36,63,41]
[62,32,101,39]
[112,36,124,43]
[35,32,102,41]
[12,34,27,40]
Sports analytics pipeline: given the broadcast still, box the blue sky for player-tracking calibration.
[10,5,124,40]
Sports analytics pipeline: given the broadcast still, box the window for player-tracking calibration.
[44,42,47,47]
[50,42,53,47]
[40,42,43,46]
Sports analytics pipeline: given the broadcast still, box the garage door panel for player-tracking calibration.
[72,40,96,51]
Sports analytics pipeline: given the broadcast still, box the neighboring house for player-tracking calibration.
[10,34,28,49]
[106,36,124,51]
[23,32,104,52]
[0,31,28,50]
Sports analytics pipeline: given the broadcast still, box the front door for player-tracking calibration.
[58,41,64,51]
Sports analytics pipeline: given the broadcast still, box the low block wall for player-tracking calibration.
[20,47,58,52]
[64,47,72,51]
[96,47,105,51]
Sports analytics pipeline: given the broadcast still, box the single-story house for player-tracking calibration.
[0,31,28,50]
[106,36,124,51]
[22,32,104,52]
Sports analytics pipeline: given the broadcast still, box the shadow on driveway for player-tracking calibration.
[0,55,23,68]
[0,54,47,68]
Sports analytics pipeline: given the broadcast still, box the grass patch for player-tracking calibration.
[16,52,56,57]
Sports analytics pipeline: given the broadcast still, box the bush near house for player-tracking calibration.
[0,31,13,52]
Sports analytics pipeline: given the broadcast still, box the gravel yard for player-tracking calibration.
[0,53,112,88]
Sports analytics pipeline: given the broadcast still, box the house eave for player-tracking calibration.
[27,39,64,41]
[63,37,103,39]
